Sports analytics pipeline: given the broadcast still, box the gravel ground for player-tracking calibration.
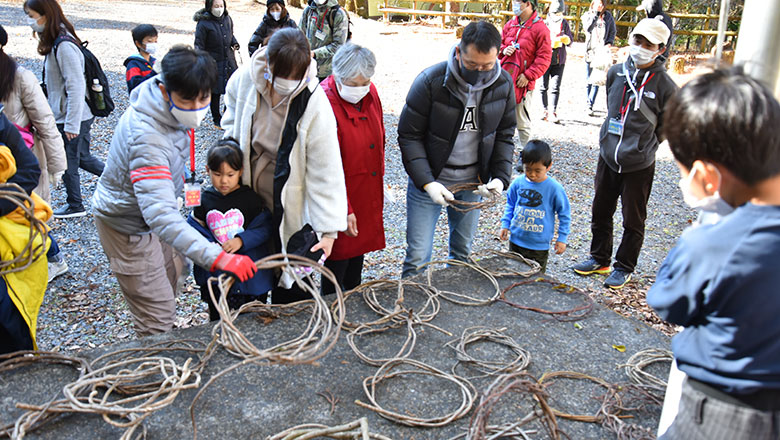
[0,0,693,352]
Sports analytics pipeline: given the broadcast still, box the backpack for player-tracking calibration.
[327,5,352,41]
[44,34,115,118]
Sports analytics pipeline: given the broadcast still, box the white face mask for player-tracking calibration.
[337,80,370,104]
[168,93,209,129]
[678,165,734,225]
[27,16,45,33]
[211,7,225,17]
[512,1,525,16]
[144,42,158,55]
[270,11,282,20]
[315,0,328,5]
[629,43,657,66]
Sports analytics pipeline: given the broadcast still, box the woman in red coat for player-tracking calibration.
[320,42,386,295]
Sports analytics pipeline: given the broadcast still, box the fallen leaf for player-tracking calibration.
[612,344,626,353]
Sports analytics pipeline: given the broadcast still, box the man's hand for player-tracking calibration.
[222,237,243,253]
[65,132,78,141]
[474,178,504,198]
[516,73,529,88]
[554,241,567,254]
[310,236,335,259]
[503,45,516,56]
[345,213,358,237]
[499,228,510,241]
[211,251,257,281]
[423,182,454,207]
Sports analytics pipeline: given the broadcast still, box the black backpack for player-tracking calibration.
[327,5,352,41]
[43,34,115,117]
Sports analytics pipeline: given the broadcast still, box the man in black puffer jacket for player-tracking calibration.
[398,21,516,278]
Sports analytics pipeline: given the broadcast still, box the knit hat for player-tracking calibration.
[267,0,285,7]
[0,25,7,48]
[632,17,670,46]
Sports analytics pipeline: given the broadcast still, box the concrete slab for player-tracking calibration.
[0,257,670,439]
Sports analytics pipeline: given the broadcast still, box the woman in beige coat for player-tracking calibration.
[0,24,69,280]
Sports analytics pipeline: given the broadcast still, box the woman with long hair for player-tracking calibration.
[222,28,347,303]
[0,23,69,281]
[23,0,104,218]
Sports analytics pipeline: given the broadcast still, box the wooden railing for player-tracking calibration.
[378,0,740,51]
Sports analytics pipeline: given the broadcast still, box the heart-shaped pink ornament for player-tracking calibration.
[205,208,245,244]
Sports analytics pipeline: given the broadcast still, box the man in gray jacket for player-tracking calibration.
[92,46,257,336]
[398,21,516,278]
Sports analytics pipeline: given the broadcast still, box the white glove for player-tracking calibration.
[49,171,64,187]
[474,178,504,198]
[423,181,454,207]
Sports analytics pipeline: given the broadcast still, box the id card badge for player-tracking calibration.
[184,182,201,207]
[315,29,327,40]
[607,118,624,136]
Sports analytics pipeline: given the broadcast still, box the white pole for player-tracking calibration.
[734,0,780,96]
[715,0,730,61]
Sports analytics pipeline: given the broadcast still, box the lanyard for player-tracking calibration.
[619,71,654,122]
[622,61,653,111]
[188,129,196,181]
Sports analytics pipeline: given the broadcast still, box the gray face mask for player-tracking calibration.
[459,57,491,86]
[27,16,45,33]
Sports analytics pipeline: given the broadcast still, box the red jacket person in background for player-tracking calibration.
[499,0,551,148]
[321,42,386,294]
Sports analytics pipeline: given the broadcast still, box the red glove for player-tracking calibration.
[210,251,257,282]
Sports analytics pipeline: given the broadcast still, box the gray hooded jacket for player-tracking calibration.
[92,79,222,269]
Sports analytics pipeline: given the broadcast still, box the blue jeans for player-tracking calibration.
[57,118,104,210]
[586,62,599,109]
[46,231,61,262]
[402,179,481,278]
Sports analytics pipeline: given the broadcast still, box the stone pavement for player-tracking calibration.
[1,257,670,439]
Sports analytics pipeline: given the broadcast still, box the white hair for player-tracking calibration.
[332,42,377,82]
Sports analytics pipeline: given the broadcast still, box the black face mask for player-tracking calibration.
[459,57,490,86]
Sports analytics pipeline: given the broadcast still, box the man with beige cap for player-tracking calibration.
[573,18,678,289]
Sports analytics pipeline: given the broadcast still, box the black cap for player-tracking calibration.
[267,0,285,7]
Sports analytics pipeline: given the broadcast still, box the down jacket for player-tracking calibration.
[498,11,552,102]
[194,8,239,95]
[91,78,222,270]
[247,13,298,56]
[398,60,516,191]
[1,66,66,202]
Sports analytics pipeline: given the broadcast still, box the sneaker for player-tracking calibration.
[550,112,559,124]
[587,106,595,117]
[48,259,69,282]
[573,257,611,276]
[604,269,632,289]
[541,110,548,121]
[53,205,86,219]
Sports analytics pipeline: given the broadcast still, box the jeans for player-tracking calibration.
[540,63,565,112]
[590,156,655,273]
[585,62,599,109]
[57,118,104,210]
[46,231,61,262]
[402,178,481,278]
[210,93,222,126]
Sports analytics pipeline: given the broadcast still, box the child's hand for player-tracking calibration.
[499,228,510,241]
[222,237,243,254]
[554,241,567,254]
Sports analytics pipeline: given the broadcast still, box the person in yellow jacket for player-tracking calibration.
[0,107,50,354]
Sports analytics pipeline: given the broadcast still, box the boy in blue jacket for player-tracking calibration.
[124,24,158,94]
[187,139,273,320]
[647,67,780,439]
[500,140,570,272]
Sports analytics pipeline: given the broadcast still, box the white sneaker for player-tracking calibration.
[48,259,69,282]
[550,112,559,123]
